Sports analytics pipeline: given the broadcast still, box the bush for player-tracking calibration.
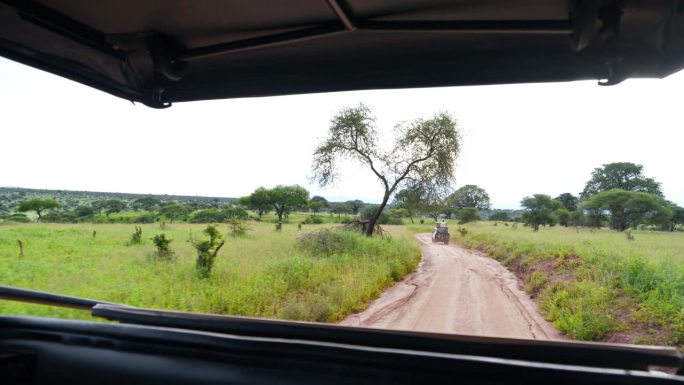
[4,213,30,223]
[150,234,174,260]
[303,216,324,224]
[126,226,143,246]
[298,229,357,256]
[387,215,403,225]
[42,211,77,223]
[228,217,248,236]
[525,270,549,294]
[190,225,226,278]
[134,214,156,223]
[458,207,480,224]
[190,209,225,223]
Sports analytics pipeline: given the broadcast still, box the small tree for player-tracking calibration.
[239,187,271,219]
[555,208,571,227]
[127,225,143,245]
[242,185,309,223]
[520,194,561,231]
[159,203,189,223]
[74,205,94,218]
[330,204,349,219]
[151,234,173,260]
[103,199,127,216]
[393,187,423,224]
[17,198,59,222]
[190,224,226,278]
[345,200,364,215]
[308,200,325,216]
[227,217,248,236]
[554,193,578,212]
[131,196,160,211]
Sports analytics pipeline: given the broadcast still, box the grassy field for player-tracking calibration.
[411,222,684,346]
[0,221,420,322]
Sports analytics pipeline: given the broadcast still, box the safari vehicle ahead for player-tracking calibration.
[432,221,450,245]
[1,1,684,384]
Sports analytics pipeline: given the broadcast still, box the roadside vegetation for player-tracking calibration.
[441,222,684,347]
[0,222,419,323]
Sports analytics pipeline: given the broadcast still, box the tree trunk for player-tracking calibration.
[365,192,390,236]
[274,205,283,223]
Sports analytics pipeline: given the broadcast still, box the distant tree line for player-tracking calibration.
[519,162,684,232]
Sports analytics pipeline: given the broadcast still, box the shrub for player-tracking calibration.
[387,215,404,225]
[190,209,225,223]
[303,216,324,224]
[42,211,77,223]
[151,234,174,260]
[525,270,549,294]
[134,214,156,223]
[5,213,31,223]
[228,217,248,236]
[127,226,143,246]
[298,229,356,256]
[458,207,480,224]
[190,225,226,278]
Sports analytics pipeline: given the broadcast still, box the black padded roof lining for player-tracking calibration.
[0,0,682,108]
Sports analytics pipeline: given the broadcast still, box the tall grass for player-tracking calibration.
[413,222,684,346]
[0,222,420,322]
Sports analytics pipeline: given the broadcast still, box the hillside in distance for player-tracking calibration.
[0,187,237,212]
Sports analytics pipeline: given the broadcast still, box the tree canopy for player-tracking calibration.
[581,162,662,198]
[17,198,59,221]
[448,185,491,210]
[242,185,309,223]
[103,199,127,216]
[131,196,161,211]
[311,104,461,235]
[308,196,328,215]
[520,194,561,231]
[239,187,271,219]
[392,186,423,224]
[582,189,670,231]
[554,193,578,212]
[159,203,189,222]
[345,200,364,215]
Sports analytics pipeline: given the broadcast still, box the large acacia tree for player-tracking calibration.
[311,104,461,236]
[582,189,670,231]
[242,185,309,223]
[447,184,491,210]
[581,162,662,198]
[17,198,59,222]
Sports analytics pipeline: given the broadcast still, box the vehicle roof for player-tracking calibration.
[0,0,683,108]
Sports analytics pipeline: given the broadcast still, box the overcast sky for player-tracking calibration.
[1,57,683,209]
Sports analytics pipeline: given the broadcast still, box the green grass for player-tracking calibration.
[0,222,420,323]
[413,221,684,346]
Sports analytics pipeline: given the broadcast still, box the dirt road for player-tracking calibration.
[340,234,562,340]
